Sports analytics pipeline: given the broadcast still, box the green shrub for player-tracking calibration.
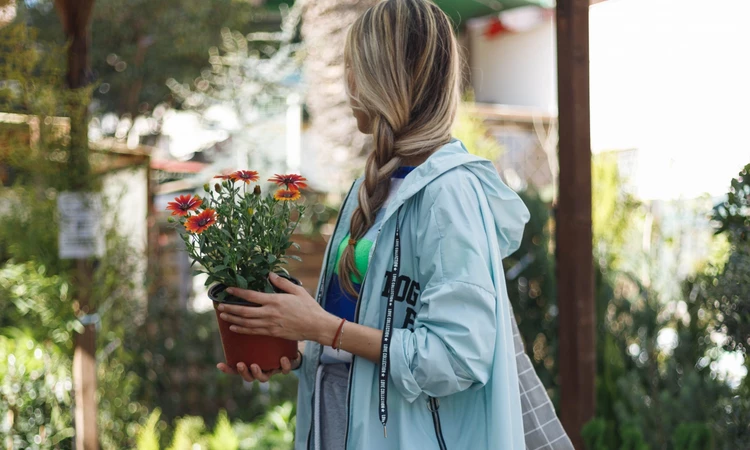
[672,423,714,450]
[582,418,609,450]
[208,411,239,450]
[136,410,162,450]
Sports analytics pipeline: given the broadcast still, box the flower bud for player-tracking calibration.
[203,184,210,192]
[167,216,175,223]
[214,183,222,193]
[247,208,254,216]
[253,185,261,195]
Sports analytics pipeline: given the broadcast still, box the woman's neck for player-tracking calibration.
[400,151,435,167]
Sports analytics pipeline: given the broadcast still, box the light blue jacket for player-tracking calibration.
[294,139,530,449]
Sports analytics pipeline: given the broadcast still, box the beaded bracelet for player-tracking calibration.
[331,318,346,349]
[337,321,346,354]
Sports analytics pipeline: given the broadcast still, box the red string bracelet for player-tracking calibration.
[332,318,346,349]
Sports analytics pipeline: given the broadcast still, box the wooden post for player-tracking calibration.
[54,1,98,449]
[72,259,97,450]
[555,0,596,447]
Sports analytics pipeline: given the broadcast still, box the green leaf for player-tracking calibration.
[235,275,248,289]
[268,254,277,264]
[288,255,302,262]
[212,265,228,272]
[291,242,301,250]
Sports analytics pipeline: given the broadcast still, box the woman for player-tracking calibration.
[217,1,572,449]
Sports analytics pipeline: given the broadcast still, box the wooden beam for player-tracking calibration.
[555,0,596,447]
[54,1,98,449]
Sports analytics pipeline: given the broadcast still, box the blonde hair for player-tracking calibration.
[339,0,461,296]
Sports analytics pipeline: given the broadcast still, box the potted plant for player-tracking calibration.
[166,170,307,371]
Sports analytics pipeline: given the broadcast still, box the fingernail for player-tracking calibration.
[218,304,225,311]
[225,288,234,295]
[230,325,236,331]
[238,363,245,371]
[269,272,278,280]
[220,313,227,320]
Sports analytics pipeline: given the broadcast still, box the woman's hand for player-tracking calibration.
[217,272,340,345]
[216,353,301,383]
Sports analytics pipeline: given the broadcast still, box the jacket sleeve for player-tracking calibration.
[388,176,498,402]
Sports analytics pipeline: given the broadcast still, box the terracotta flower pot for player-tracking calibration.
[209,274,300,372]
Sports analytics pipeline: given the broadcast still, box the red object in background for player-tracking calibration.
[213,303,298,372]
[483,17,508,39]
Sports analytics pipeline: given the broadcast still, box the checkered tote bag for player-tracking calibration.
[510,313,575,450]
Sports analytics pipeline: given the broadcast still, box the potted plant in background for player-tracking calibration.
[166,170,307,371]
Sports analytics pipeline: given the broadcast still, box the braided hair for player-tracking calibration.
[339,0,461,296]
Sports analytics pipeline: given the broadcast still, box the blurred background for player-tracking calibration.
[1,0,749,448]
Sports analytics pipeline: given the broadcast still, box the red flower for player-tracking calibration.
[269,174,307,191]
[185,209,217,234]
[229,170,259,184]
[166,195,202,216]
[274,189,301,202]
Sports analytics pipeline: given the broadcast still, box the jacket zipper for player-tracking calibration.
[306,182,356,450]
[429,397,448,450]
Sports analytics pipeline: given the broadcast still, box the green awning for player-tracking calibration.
[434,0,554,26]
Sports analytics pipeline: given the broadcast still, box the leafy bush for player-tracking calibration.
[709,163,750,356]
[136,410,161,450]
[134,404,295,450]
[0,334,74,449]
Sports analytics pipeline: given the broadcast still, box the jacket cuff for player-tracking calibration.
[290,342,307,378]
[388,328,422,403]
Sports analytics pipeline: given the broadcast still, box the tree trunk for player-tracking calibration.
[300,0,378,194]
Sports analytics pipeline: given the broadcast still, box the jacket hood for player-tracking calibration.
[384,138,530,257]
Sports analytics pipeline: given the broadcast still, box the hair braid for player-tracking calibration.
[338,0,460,297]
[339,115,402,296]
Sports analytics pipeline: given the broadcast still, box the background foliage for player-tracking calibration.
[16,0,275,117]
[2,2,748,449]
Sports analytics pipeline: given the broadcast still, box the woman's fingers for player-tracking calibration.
[250,364,281,382]
[218,303,271,319]
[220,313,268,329]
[220,360,290,381]
[229,325,271,336]
[217,362,238,375]
[224,288,276,306]
[280,356,292,374]
[237,363,256,383]
[268,272,303,295]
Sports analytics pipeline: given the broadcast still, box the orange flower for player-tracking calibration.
[274,189,301,202]
[214,173,233,180]
[269,174,307,191]
[230,170,259,184]
[166,195,202,216]
[185,209,217,234]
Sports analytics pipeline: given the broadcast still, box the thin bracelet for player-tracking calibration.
[331,318,346,349]
[337,321,346,354]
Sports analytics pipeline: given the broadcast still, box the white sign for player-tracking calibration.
[58,192,105,259]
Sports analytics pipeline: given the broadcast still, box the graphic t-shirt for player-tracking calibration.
[320,166,415,365]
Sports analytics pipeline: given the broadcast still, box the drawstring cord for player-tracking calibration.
[378,208,401,438]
